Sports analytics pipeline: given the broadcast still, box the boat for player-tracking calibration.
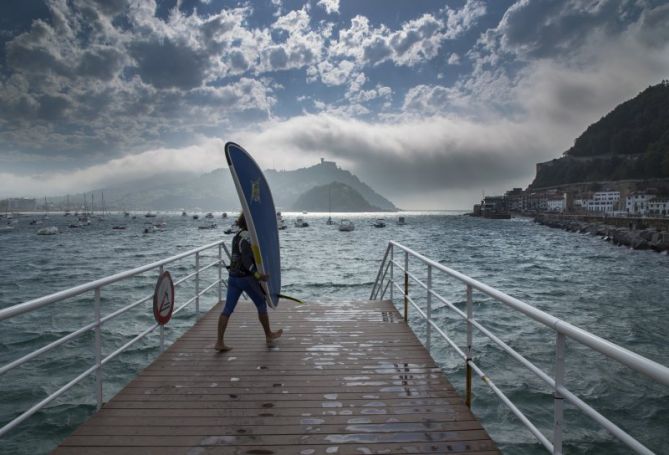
[373,218,386,228]
[192,214,200,220]
[398,216,406,225]
[338,219,355,232]
[205,212,214,219]
[112,225,127,230]
[181,210,187,217]
[221,212,228,218]
[153,221,167,229]
[124,211,131,217]
[37,226,59,235]
[198,223,217,230]
[143,225,156,234]
[277,212,287,230]
[223,224,240,234]
[326,187,335,225]
[294,217,309,228]
[144,212,157,218]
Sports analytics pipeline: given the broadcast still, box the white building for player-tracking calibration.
[575,191,620,213]
[546,194,566,212]
[626,192,654,216]
[647,197,669,217]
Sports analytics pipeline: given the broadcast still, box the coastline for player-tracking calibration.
[534,213,669,253]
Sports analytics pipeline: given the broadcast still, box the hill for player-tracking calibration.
[291,182,382,212]
[47,159,397,211]
[531,80,669,189]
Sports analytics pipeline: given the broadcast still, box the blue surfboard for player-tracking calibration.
[225,142,281,309]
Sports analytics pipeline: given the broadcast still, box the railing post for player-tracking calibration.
[403,251,409,322]
[218,244,223,304]
[159,265,165,353]
[195,251,200,314]
[465,284,473,408]
[94,287,103,410]
[426,265,432,352]
[389,244,394,303]
[553,332,566,455]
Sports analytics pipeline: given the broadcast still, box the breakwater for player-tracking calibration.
[534,213,669,252]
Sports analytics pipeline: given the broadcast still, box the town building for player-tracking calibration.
[575,191,620,213]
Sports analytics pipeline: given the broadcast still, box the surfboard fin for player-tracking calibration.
[278,293,304,304]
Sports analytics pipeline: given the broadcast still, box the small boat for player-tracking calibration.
[223,225,240,235]
[124,211,131,217]
[221,212,228,218]
[198,223,217,230]
[192,214,200,220]
[37,226,59,235]
[154,222,167,229]
[143,225,156,234]
[29,219,41,225]
[181,211,187,217]
[276,212,287,230]
[205,212,214,219]
[112,225,127,230]
[339,219,355,232]
[373,218,386,228]
[398,216,406,225]
[144,212,157,218]
[294,217,309,228]
[326,216,335,225]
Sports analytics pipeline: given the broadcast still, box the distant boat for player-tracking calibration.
[124,211,130,217]
[398,216,406,225]
[326,216,335,225]
[37,226,59,235]
[339,219,355,232]
[143,225,156,234]
[145,212,157,218]
[326,186,335,225]
[205,212,214,219]
[112,225,127,230]
[181,211,187,217]
[192,214,200,220]
[221,212,228,218]
[223,224,240,235]
[373,218,386,228]
[294,217,309,228]
[277,212,287,230]
[198,223,217,230]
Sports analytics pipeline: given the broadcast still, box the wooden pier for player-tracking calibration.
[55,299,500,454]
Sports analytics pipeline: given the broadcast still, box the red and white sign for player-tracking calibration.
[153,271,174,325]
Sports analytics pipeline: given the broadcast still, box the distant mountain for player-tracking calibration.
[291,182,382,212]
[48,159,397,211]
[531,80,669,189]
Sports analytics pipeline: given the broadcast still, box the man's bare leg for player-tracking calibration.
[258,313,283,346]
[214,314,232,352]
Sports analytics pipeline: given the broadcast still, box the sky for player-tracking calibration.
[0,0,668,209]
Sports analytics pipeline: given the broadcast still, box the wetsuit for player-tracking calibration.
[222,230,267,316]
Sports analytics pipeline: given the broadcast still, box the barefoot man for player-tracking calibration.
[215,213,283,351]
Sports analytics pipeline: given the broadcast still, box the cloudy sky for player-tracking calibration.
[0,0,668,209]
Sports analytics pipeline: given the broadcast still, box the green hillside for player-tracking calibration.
[531,80,669,188]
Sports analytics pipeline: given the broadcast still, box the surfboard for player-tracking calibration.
[225,142,281,309]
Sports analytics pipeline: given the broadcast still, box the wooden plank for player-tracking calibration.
[56,300,500,454]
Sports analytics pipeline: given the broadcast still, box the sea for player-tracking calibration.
[0,212,667,454]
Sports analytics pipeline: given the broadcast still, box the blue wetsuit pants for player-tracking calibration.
[222,274,267,316]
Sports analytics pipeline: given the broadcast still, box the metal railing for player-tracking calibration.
[370,241,669,455]
[0,239,231,438]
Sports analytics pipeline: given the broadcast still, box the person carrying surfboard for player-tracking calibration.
[215,213,283,352]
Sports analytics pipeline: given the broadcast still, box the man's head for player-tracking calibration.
[237,212,247,230]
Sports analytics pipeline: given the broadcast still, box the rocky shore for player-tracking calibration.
[534,216,669,253]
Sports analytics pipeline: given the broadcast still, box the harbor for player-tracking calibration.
[1,213,668,454]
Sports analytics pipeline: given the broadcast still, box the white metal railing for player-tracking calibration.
[0,239,231,438]
[370,241,669,455]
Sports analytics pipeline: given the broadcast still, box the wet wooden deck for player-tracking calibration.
[55,299,500,454]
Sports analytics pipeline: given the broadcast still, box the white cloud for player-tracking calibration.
[317,0,340,15]
[448,52,461,65]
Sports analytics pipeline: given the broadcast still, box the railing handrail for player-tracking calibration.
[387,241,669,387]
[0,239,232,439]
[372,240,668,455]
[0,239,227,321]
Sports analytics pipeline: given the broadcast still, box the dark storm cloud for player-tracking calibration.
[129,39,208,90]
[494,0,644,58]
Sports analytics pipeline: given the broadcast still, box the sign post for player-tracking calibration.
[153,271,175,352]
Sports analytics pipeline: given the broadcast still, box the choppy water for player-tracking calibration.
[0,212,667,454]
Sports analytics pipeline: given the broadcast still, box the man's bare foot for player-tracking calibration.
[214,342,232,352]
[266,329,283,346]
